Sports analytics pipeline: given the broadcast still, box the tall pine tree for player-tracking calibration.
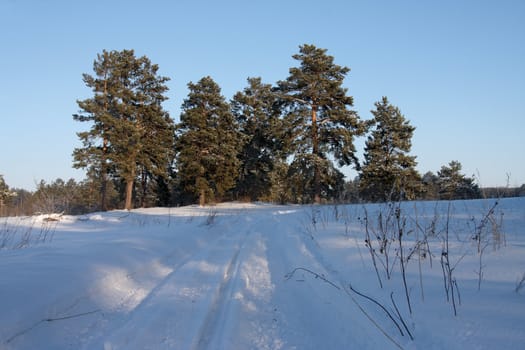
[175,76,240,206]
[277,44,366,203]
[73,49,174,210]
[231,77,284,201]
[359,97,420,202]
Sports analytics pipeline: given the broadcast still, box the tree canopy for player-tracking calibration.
[175,76,240,205]
[231,77,284,201]
[59,44,504,211]
[277,44,366,203]
[437,161,481,200]
[359,97,420,202]
[73,49,174,210]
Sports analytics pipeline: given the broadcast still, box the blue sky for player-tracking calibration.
[1,0,524,190]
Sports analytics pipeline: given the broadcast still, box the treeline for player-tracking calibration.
[2,44,523,215]
[0,177,98,216]
[1,173,523,217]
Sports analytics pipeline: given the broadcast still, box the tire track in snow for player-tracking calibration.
[118,232,229,317]
[79,223,234,349]
[85,214,255,349]
[262,208,379,349]
[193,228,248,350]
[192,210,281,350]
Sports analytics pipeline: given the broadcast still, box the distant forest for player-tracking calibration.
[1,45,524,216]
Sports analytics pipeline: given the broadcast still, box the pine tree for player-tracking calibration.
[437,161,481,200]
[73,49,174,210]
[175,76,240,206]
[277,44,366,203]
[231,77,283,201]
[359,97,420,202]
[0,175,16,216]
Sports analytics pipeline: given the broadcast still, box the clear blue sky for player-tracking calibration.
[1,0,524,190]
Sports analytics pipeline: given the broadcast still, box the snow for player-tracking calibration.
[1,198,524,349]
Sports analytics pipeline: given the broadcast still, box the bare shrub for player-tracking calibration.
[1,216,57,250]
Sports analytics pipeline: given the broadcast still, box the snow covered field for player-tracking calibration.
[1,198,524,349]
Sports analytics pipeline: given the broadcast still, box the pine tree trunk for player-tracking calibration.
[312,105,321,204]
[199,189,206,207]
[101,75,109,211]
[125,179,134,210]
[100,137,108,211]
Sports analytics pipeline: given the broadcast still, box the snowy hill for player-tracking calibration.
[1,199,524,349]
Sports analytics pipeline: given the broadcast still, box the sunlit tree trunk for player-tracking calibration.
[312,105,321,204]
